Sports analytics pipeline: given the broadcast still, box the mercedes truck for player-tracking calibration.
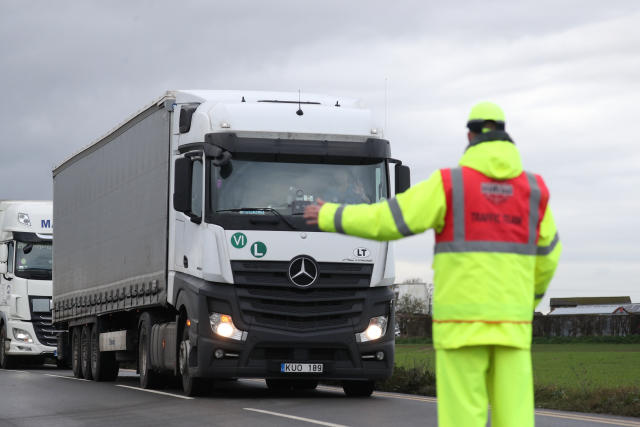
[52,90,410,396]
[0,200,57,368]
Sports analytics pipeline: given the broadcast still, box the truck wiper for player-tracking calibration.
[215,208,297,230]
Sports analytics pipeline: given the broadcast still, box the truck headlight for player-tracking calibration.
[355,316,388,343]
[13,328,34,343]
[209,313,247,341]
[17,213,31,227]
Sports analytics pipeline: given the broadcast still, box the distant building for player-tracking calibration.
[615,304,640,315]
[547,304,628,316]
[549,296,631,312]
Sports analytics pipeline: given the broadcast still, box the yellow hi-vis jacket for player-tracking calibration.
[318,136,561,350]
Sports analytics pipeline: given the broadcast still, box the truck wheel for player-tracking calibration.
[80,325,93,380]
[343,380,375,397]
[0,325,16,369]
[139,313,162,389]
[90,323,119,381]
[179,321,210,396]
[71,327,83,378]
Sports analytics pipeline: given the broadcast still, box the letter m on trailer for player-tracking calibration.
[41,219,51,228]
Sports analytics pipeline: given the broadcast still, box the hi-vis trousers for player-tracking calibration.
[436,345,534,427]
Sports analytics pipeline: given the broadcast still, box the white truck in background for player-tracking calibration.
[0,200,57,368]
[52,90,410,396]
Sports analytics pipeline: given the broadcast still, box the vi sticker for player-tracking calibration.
[231,232,247,249]
[250,242,267,258]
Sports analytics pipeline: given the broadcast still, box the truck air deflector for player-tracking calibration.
[204,133,391,161]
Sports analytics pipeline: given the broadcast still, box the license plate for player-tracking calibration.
[280,363,323,373]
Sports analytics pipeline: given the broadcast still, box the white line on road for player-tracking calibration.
[244,408,349,427]
[535,410,640,427]
[115,385,194,400]
[44,374,90,382]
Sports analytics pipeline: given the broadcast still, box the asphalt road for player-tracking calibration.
[0,367,638,427]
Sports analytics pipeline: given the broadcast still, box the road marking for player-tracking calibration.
[535,410,640,427]
[115,385,194,400]
[44,374,90,382]
[245,379,638,426]
[244,408,349,427]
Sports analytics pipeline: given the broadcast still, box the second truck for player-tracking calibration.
[52,90,410,396]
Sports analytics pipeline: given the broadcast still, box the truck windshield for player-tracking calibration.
[211,160,388,215]
[14,241,52,280]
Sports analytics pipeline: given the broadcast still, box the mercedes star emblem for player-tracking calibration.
[288,256,319,288]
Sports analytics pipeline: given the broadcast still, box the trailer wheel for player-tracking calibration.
[80,325,93,380]
[0,324,16,369]
[343,380,375,397]
[138,313,162,389]
[90,323,119,381]
[71,327,83,378]
[179,320,210,396]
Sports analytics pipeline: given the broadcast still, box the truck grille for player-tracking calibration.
[231,261,373,332]
[31,313,57,347]
[28,297,57,347]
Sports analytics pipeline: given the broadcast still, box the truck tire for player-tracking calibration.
[90,323,119,381]
[343,380,375,397]
[80,325,93,380]
[179,320,210,396]
[0,325,16,369]
[138,313,163,389]
[71,327,83,378]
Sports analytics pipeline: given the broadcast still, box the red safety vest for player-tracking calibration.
[435,167,549,254]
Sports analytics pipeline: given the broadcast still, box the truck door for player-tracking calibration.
[173,156,204,277]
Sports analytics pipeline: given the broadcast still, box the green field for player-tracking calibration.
[395,343,640,390]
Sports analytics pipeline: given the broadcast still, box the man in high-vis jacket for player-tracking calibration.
[304,102,561,427]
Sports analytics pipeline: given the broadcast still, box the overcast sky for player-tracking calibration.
[2,1,639,312]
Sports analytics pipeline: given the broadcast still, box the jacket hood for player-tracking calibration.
[458,139,522,180]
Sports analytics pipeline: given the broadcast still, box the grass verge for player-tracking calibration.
[386,342,640,417]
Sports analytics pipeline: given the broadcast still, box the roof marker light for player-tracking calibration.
[220,122,231,129]
[17,213,31,227]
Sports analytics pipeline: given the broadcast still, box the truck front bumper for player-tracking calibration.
[5,320,57,356]
[180,278,395,381]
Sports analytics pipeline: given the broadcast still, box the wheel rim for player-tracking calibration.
[0,327,6,366]
[140,334,148,378]
[73,331,80,370]
[179,339,190,377]
[91,330,98,373]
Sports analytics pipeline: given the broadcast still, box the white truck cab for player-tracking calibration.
[0,200,56,368]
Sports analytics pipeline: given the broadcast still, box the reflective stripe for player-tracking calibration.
[387,198,413,236]
[451,168,465,240]
[526,173,540,245]
[536,232,559,255]
[534,293,545,299]
[434,241,537,255]
[334,205,346,234]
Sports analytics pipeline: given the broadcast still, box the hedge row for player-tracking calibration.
[375,366,640,418]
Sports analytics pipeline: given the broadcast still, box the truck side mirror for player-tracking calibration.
[0,244,7,274]
[173,157,193,213]
[395,164,411,194]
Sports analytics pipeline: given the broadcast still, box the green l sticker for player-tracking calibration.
[231,232,247,249]
[250,241,267,258]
